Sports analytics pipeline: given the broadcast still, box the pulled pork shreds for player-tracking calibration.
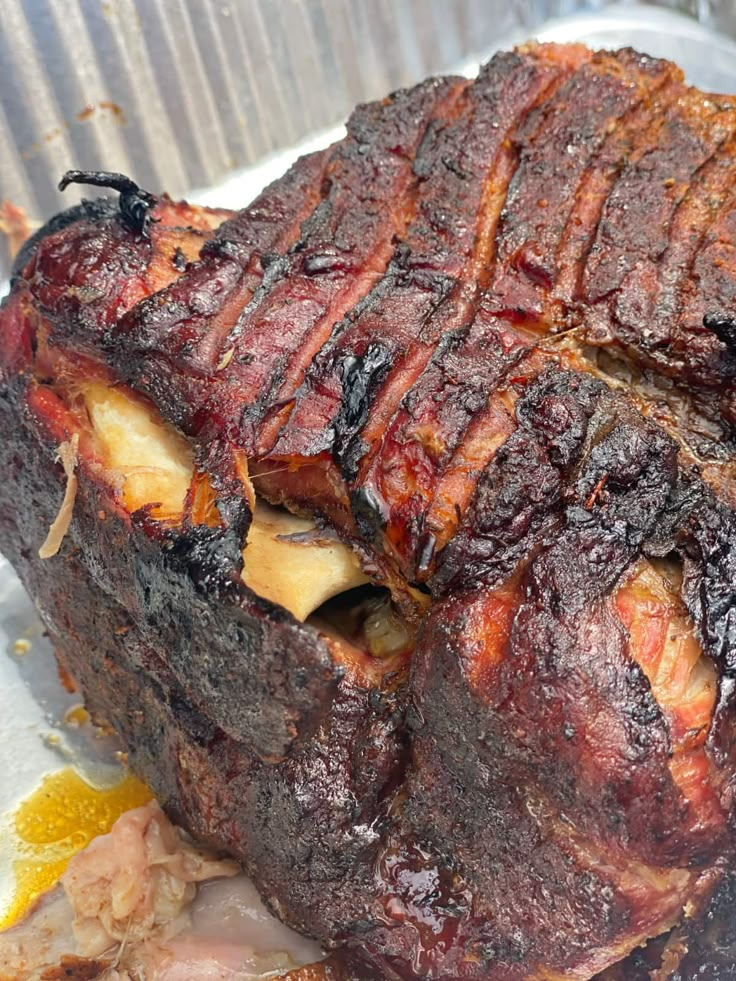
[61,802,239,959]
[38,435,80,559]
[0,803,323,980]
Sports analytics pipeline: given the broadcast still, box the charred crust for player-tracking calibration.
[11,197,119,280]
[704,312,736,353]
[333,343,393,479]
[59,170,158,238]
[3,45,736,979]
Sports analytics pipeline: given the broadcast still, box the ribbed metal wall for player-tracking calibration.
[0,0,729,276]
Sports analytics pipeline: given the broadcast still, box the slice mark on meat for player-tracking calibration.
[334,48,581,479]
[581,87,736,357]
[358,324,538,578]
[322,51,678,578]
[553,73,683,311]
[263,46,579,475]
[484,48,678,330]
[195,76,468,453]
[107,149,332,434]
[609,123,736,387]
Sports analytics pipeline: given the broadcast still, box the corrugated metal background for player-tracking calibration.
[0,0,733,277]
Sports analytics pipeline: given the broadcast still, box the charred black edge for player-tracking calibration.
[59,170,158,239]
[704,312,736,353]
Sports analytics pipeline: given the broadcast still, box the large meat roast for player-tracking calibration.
[2,42,736,979]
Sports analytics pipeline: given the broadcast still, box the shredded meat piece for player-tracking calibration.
[62,802,238,958]
[0,803,323,980]
[38,435,79,559]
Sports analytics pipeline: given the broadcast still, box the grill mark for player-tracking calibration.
[106,149,331,432]
[262,48,577,476]
[484,48,677,330]
[202,76,469,453]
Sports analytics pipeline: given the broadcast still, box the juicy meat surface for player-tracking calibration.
[2,43,736,979]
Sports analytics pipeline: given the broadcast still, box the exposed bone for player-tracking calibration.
[83,383,369,621]
[84,384,194,522]
[242,501,369,622]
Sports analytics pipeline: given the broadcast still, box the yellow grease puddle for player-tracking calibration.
[0,767,152,930]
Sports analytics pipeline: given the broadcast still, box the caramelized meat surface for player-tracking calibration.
[2,43,736,979]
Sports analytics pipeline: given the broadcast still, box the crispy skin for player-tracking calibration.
[110,78,467,448]
[2,42,736,981]
[20,195,232,345]
[89,149,331,432]
[580,86,736,420]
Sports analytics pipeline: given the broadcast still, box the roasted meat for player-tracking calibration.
[2,42,736,979]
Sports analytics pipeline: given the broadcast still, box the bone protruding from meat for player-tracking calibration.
[82,381,370,622]
[242,501,369,621]
[84,384,195,522]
